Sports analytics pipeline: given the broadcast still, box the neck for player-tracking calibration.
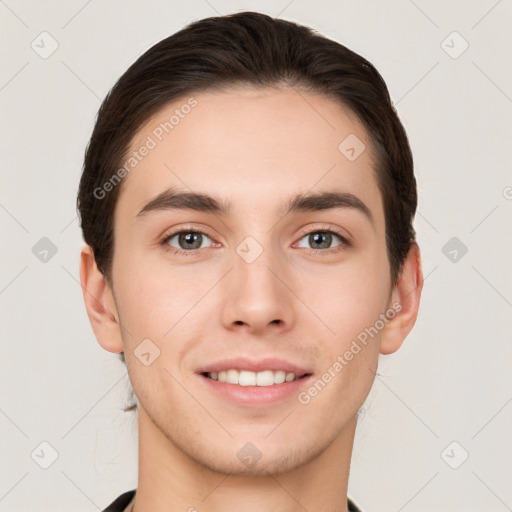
[130,407,357,512]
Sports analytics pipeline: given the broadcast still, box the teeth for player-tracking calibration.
[209,369,301,386]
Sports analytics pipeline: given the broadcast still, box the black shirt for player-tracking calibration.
[102,489,363,511]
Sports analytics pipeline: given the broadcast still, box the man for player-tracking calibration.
[78,11,423,512]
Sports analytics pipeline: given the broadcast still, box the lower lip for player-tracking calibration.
[198,374,313,407]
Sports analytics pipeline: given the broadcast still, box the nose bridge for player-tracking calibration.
[220,234,294,331]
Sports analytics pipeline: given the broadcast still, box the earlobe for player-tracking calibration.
[79,244,124,353]
[379,242,423,355]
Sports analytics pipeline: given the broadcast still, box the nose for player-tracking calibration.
[220,246,295,335]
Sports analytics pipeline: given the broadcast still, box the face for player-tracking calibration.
[109,87,394,475]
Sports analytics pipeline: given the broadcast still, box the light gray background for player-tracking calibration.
[1,1,511,511]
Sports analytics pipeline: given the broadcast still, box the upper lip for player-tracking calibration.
[197,357,312,376]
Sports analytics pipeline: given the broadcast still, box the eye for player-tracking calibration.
[162,230,214,254]
[160,227,350,257]
[294,229,350,254]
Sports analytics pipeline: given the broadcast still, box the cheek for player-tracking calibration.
[296,254,387,408]
[297,252,390,340]
[113,249,217,345]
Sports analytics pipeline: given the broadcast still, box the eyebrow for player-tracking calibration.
[136,187,374,226]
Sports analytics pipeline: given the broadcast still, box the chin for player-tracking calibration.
[185,437,321,477]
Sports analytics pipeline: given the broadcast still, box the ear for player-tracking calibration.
[79,244,124,353]
[379,242,423,355]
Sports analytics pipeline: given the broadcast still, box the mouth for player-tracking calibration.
[198,369,314,407]
[196,357,313,406]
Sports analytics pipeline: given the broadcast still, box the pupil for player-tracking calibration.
[311,232,331,249]
[180,232,201,249]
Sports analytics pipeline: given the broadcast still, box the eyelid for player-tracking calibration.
[296,223,351,240]
[161,223,217,241]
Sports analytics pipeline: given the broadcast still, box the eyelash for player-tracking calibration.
[160,225,351,257]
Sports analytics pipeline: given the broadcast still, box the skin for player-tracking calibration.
[80,87,423,512]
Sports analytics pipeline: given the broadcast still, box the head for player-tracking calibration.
[78,11,422,475]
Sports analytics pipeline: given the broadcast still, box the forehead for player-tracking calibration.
[117,87,383,225]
